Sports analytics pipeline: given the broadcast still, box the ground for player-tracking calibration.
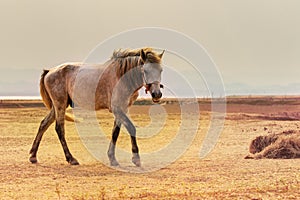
[1,97,300,199]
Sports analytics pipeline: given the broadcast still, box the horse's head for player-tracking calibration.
[140,49,164,103]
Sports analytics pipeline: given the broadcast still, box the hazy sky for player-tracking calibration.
[0,0,300,96]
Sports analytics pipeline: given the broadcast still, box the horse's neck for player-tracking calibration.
[110,64,143,110]
[122,65,143,88]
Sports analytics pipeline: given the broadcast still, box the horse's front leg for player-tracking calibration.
[125,118,141,167]
[130,132,141,167]
[107,120,121,166]
[113,109,141,167]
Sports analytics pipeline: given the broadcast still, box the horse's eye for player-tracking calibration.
[160,84,164,89]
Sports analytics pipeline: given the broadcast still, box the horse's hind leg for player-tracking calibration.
[107,120,121,166]
[29,108,55,163]
[54,107,79,165]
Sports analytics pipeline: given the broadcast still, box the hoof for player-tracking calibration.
[132,155,141,167]
[110,159,120,167]
[68,158,80,165]
[29,156,38,164]
[133,159,141,167]
[108,154,119,166]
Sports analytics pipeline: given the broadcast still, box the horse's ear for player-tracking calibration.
[140,49,147,62]
[158,50,165,59]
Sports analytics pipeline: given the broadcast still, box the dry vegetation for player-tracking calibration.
[245,130,300,159]
[1,96,300,199]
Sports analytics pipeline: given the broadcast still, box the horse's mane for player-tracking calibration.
[112,47,162,63]
[111,47,162,78]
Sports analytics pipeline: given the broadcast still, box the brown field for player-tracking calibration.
[1,97,300,199]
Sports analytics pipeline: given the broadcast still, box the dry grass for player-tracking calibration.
[1,99,300,199]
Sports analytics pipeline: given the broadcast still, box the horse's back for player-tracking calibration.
[45,62,113,110]
[44,62,79,79]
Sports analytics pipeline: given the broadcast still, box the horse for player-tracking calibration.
[29,47,164,166]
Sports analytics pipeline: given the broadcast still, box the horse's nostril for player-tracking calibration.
[151,92,156,98]
[158,92,162,98]
[151,91,162,99]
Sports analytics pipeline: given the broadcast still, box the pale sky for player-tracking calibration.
[0,0,300,96]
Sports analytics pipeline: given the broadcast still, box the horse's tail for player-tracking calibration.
[40,69,52,109]
[65,112,76,122]
[40,69,75,122]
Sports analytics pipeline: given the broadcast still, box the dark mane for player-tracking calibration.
[111,47,162,78]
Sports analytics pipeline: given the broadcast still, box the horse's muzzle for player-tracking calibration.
[145,83,163,103]
[151,90,162,103]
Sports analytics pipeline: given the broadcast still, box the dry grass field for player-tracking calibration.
[1,97,300,199]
